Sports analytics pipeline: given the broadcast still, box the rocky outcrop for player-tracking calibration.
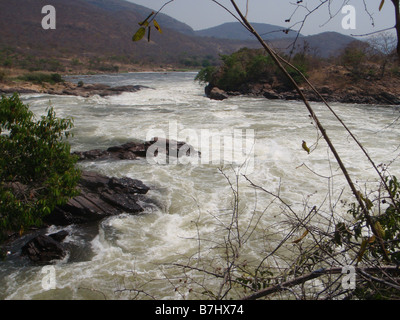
[21,231,69,263]
[44,171,150,226]
[205,83,400,105]
[2,138,201,264]
[17,171,150,263]
[208,87,229,101]
[73,137,200,162]
[0,81,149,97]
[58,83,148,97]
[43,137,200,227]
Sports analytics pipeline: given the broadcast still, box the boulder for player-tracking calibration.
[43,171,150,226]
[21,232,68,263]
[49,230,69,242]
[263,90,281,100]
[208,87,228,101]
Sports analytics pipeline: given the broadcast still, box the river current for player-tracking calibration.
[1,72,399,299]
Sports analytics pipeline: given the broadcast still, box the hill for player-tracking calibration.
[0,0,360,74]
[271,31,359,58]
[195,22,299,41]
[0,0,258,73]
[83,0,196,35]
[195,22,357,58]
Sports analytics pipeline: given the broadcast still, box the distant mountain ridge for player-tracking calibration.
[194,22,358,58]
[195,22,300,41]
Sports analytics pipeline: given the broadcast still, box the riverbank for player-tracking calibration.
[0,79,149,97]
[0,66,196,97]
[0,137,200,264]
[206,65,400,105]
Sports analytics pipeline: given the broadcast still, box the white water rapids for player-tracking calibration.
[1,72,399,299]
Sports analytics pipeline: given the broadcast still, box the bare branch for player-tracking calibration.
[242,266,400,300]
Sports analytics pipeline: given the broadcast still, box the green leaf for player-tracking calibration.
[302,140,310,154]
[138,11,154,26]
[153,20,162,34]
[379,0,385,11]
[132,27,146,41]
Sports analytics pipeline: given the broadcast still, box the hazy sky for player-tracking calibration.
[127,0,396,36]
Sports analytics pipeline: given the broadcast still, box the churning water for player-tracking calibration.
[1,72,399,299]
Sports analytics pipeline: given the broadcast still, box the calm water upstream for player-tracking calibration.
[1,72,399,299]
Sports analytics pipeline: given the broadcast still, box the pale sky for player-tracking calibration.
[127,0,396,36]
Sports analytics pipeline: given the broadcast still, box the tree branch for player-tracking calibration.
[242,266,400,300]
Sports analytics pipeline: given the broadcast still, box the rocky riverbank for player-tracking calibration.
[1,138,200,264]
[0,80,149,97]
[206,81,400,105]
[2,170,150,263]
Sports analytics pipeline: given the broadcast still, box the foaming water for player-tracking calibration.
[1,72,399,299]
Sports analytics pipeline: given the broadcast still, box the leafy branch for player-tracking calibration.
[132,10,163,42]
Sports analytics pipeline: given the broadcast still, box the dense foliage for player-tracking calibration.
[195,47,309,92]
[0,94,80,241]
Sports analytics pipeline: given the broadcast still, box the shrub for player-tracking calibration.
[18,72,64,85]
[196,47,309,92]
[195,65,218,84]
[339,41,375,80]
[0,94,81,240]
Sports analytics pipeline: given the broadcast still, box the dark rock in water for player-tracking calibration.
[208,87,229,101]
[263,90,281,100]
[44,171,150,226]
[148,137,200,158]
[21,233,67,263]
[73,141,148,161]
[48,230,69,242]
[62,84,148,97]
[73,138,200,162]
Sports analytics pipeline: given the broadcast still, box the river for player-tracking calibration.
[1,72,399,299]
